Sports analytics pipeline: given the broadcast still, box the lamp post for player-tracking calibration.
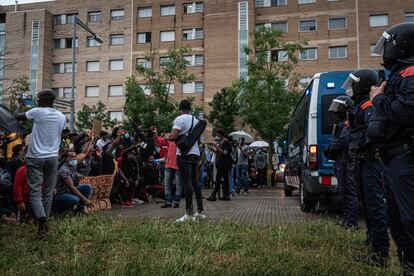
[70,16,103,132]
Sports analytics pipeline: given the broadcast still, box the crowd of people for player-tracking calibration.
[0,93,272,235]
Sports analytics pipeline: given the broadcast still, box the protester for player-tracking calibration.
[119,145,140,207]
[161,138,182,208]
[237,137,249,194]
[13,165,32,221]
[15,89,66,238]
[254,149,268,187]
[139,155,164,202]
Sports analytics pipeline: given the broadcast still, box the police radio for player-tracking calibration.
[377,70,385,87]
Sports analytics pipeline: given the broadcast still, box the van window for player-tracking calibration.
[289,86,311,144]
[321,94,341,135]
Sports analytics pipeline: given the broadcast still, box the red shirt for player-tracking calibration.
[13,166,30,205]
[154,135,169,158]
[165,141,178,170]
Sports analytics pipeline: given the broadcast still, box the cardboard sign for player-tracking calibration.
[79,174,114,213]
[92,119,102,136]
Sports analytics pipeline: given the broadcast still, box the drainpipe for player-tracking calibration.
[356,0,360,69]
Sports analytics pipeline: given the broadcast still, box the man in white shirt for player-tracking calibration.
[15,89,66,238]
[168,99,204,222]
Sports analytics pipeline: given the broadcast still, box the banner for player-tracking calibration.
[79,174,114,213]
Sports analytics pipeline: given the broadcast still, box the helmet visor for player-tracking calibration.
[345,87,353,97]
[328,99,347,113]
[371,31,391,56]
[341,73,360,90]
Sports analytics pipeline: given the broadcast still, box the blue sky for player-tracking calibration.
[2,0,54,5]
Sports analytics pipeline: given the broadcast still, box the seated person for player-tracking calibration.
[138,155,164,202]
[13,165,33,222]
[53,149,94,214]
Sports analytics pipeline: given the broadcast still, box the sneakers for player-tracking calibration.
[175,214,195,222]
[161,203,172,208]
[122,201,134,208]
[173,203,180,208]
[132,198,144,205]
[193,212,206,220]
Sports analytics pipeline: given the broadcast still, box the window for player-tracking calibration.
[53,38,78,49]
[183,2,204,14]
[272,22,288,33]
[165,84,175,94]
[109,111,123,122]
[329,17,346,30]
[405,13,414,23]
[52,63,76,74]
[369,15,389,27]
[255,0,287,7]
[370,44,381,57]
[140,84,151,95]
[54,13,77,25]
[85,86,99,97]
[87,37,100,47]
[86,61,100,72]
[111,9,125,21]
[109,59,123,71]
[66,14,77,24]
[329,46,347,59]
[299,48,317,60]
[277,50,288,61]
[137,58,151,68]
[298,0,316,4]
[109,85,123,96]
[299,20,317,32]
[299,76,312,89]
[183,28,204,40]
[137,32,151,43]
[184,55,204,66]
[289,91,311,144]
[138,7,152,18]
[64,62,76,73]
[63,87,73,99]
[160,31,175,42]
[88,11,101,22]
[110,34,124,46]
[161,5,176,16]
[159,57,171,67]
[183,81,203,93]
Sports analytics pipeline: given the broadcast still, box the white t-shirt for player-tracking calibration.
[173,114,200,156]
[26,107,66,158]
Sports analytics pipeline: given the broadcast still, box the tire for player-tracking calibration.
[283,175,293,197]
[299,180,318,213]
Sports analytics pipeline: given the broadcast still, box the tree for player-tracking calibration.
[4,76,30,113]
[125,46,196,133]
[76,101,116,131]
[239,26,306,181]
[208,82,240,135]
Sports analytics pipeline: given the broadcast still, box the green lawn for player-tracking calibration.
[0,216,402,275]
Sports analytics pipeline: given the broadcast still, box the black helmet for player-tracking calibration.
[328,95,354,120]
[371,23,414,65]
[341,69,377,98]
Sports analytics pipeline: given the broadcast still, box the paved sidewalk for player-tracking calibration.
[101,188,325,225]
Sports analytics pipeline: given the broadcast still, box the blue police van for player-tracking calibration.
[284,71,351,212]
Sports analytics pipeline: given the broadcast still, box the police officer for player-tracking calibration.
[324,96,359,229]
[342,69,389,265]
[369,22,414,273]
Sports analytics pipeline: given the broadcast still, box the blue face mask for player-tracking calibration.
[124,133,130,139]
[69,159,77,167]
[112,150,116,156]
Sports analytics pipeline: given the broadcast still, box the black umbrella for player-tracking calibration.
[0,106,26,135]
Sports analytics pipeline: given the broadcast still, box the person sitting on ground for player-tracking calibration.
[53,149,94,214]
[138,155,164,202]
[13,165,32,221]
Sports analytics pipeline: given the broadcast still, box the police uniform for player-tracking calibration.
[342,69,389,263]
[369,22,414,272]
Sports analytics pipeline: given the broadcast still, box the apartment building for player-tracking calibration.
[0,0,413,136]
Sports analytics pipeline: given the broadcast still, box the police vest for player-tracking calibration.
[349,100,372,151]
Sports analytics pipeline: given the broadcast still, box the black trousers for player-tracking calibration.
[212,168,230,198]
[177,155,203,215]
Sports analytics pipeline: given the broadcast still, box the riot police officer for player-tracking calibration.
[324,96,359,229]
[369,22,414,273]
[342,69,389,265]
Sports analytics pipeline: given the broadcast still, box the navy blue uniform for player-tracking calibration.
[349,100,389,256]
[327,123,359,228]
[372,65,414,269]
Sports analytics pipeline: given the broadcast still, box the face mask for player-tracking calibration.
[124,133,130,139]
[112,150,116,156]
[69,159,78,167]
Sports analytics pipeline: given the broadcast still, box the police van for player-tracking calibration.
[284,71,351,212]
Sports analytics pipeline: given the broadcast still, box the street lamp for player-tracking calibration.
[70,16,103,132]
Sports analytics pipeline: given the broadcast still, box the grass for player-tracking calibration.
[0,216,402,275]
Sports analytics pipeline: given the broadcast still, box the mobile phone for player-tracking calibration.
[377,70,385,87]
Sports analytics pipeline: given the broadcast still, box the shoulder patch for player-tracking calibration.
[400,66,414,78]
[360,100,373,110]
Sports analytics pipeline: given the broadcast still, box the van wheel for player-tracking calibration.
[283,176,293,197]
[299,181,318,213]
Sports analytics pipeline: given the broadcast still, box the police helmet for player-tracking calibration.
[371,23,414,64]
[328,95,354,115]
[341,69,377,98]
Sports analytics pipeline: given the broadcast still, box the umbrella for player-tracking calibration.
[0,107,26,135]
[249,141,269,148]
[229,131,253,143]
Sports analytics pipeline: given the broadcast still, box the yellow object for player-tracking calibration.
[5,133,23,159]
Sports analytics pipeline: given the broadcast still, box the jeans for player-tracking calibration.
[228,166,235,193]
[164,168,182,204]
[359,159,389,254]
[26,157,59,220]
[177,155,203,215]
[237,164,249,192]
[53,184,92,213]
